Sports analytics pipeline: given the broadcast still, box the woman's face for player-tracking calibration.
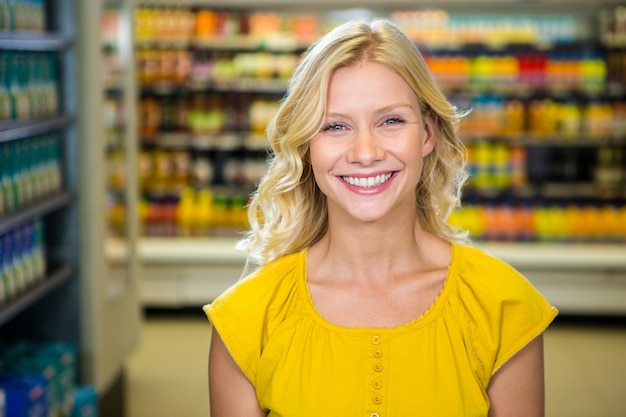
[309,61,436,224]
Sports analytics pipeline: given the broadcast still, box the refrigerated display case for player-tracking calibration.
[0,1,141,416]
[111,0,626,315]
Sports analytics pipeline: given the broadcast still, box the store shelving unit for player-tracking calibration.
[0,19,77,338]
[122,0,626,315]
[106,237,626,314]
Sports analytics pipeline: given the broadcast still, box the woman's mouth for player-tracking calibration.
[341,173,393,188]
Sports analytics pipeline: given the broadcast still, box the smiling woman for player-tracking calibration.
[239,19,471,267]
[309,61,436,223]
[204,19,557,417]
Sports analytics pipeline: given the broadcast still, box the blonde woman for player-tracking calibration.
[205,19,557,417]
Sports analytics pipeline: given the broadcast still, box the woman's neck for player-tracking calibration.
[309,218,449,284]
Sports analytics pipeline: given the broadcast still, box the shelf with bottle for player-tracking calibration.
[0,14,70,226]
[463,141,624,199]
[0,0,76,332]
[456,95,625,141]
[134,26,619,142]
[449,200,626,243]
[600,6,626,49]
[127,5,626,242]
[0,50,60,122]
[137,41,613,98]
[134,7,611,95]
[108,185,251,239]
[132,136,259,236]
[0,0,46,33]
[134,6,318,48]
[600,7,626,100]
[425,45,608,97]
[119,4,626,314]
[132,91,626,209]
[134,7,621,144]
[0,16,66,143]
[0,217,58,317]
[0,131,72,325]
[1,133,66,218]
[136,47,294,95]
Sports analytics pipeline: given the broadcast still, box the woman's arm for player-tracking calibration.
[488,334,546,417]
[208,327,266,417]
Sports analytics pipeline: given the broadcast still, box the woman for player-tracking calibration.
[205,19,557,417]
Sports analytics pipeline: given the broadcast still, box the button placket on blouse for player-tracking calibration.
[366,334,388,417]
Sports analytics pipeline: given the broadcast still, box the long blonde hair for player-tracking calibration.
[237,19,469,268]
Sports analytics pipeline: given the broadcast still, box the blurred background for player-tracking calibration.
[0,0,625,416]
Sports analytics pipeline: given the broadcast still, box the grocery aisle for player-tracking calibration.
[126,312,626,417]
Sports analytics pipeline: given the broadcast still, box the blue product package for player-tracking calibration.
[44,342,77,415]
[0,341,77,417]
[0,374,48,417]
[70,386,98,417]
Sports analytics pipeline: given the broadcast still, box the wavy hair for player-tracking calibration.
[237,19,469,268]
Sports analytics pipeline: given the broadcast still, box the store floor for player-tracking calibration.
[125,311,626,417]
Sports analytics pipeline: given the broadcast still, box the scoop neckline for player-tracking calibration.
[297,242,460,335]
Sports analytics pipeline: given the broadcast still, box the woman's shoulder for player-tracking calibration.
[210,249,304,311]
[453,243,531,294]
[203,249,307,384]
[451,243,557,377]
[450,242,557,335]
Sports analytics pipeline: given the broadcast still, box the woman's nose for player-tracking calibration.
[347,130,384,165]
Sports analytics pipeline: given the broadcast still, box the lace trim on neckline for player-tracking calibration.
[297,243,460,335]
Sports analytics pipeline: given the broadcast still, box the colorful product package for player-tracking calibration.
[0,374,48,417]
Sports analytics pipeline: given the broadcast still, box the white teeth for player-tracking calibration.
[342,173,392,188]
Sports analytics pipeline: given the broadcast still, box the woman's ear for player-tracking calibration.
[421,112,437,157]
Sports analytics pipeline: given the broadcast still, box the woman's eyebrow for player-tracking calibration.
[374,103,416,114]
[325,103,416,119]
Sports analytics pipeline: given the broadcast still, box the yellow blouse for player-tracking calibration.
[204,243,558,417]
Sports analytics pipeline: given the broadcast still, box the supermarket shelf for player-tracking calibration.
[141,78,289,95]
[142,79,622,99]
[0,116,72,143]
[476,241,626,271]
[141,131,269,151]
[0,191,73,235]
[0,263,73,327]
[461,134,626,146]
[462,183,626,201]
[108,237,626,269]
[191,36,307,52]
[107,237,245,265]
[106,237,626,314]
[0,31,71,51]
[106,237,247,307]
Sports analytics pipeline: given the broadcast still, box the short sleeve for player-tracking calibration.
[203,253,301,385]
[204,282,262,383]
[456,246,558,380]
[490,276,558,374]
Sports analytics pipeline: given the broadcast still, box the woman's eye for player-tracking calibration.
[384,117,405,126]
[322,123,345,132]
